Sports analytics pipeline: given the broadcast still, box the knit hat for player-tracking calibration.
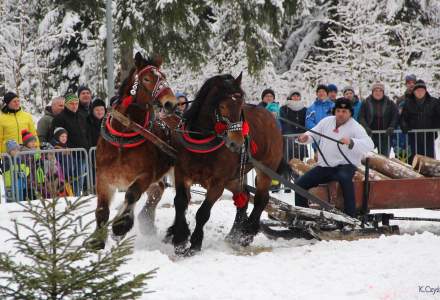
[6,140,19,153]
[261,88,275,100]
[413,79,427,91]
[316,84,328,93]
[64,94,79,105]
[91,98,106,111]
[77,85,92,97]
[371,82,385,92]
[21,129,36,146]
[53,127,68,141]
[333,97,353,115]
[289,91,301,98]
[3,92,18,105]
[343,86,355,94]
[405,74,417,82]
[327,84,338,92]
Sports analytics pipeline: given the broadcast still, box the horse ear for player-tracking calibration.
[152,54,163,68]
[235,72,243,85]
[134,52,144,69]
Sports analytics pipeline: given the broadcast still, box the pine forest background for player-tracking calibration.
[1,0,439,113]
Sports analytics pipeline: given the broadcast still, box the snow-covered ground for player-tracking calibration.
[1,188,440,300]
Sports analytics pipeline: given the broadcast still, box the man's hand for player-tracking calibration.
[296,134,309,143]
[339,137,352,145]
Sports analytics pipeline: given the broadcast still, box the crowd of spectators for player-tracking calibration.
[0,86,105,201]
[260,75,440,164]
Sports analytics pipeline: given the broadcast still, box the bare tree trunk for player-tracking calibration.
[120,42,133,82]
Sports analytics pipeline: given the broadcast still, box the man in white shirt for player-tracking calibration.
[295,98,374,217]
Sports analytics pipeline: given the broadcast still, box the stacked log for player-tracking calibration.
[290,152,427,181]
[289,159,313,178]
[289,158,389,181]
[357,165,390,180]
[412,154,440,177]
[362,152,424,179]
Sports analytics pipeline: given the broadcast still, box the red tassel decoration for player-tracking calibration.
[250,140,258,155]
[121,96,133,108]
[214,122,228,134]
[242,121,250,137]
[233,192,249,208]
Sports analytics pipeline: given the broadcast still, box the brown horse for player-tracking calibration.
[166,74,285,255]
[89,52,177,249]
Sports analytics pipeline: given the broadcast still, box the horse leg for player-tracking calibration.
[112,173,152,237]
[183,185,224,256]
[165,174,191,249]
[224,179,249,244]
[239,171,271,246]
[86,181,115,250]
[137,180,165,235]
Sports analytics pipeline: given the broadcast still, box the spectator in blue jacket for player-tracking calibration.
[327,84,338,102]
[305,84,335,129]
[342,86,362,121]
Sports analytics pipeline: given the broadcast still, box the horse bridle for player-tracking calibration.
[215,93,245,134]
[130,65,171,108]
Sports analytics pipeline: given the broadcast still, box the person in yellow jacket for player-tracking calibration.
[0,92,39,153]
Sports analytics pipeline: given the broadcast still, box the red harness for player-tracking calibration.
[104,97,152,148]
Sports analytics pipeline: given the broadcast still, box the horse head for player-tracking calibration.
[120,52,177,114]
[184,72,245,153]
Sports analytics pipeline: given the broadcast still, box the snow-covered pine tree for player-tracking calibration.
[0,196,154,299]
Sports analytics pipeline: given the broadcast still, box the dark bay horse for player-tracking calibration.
[89,52,177,249]
[167,74,285,255]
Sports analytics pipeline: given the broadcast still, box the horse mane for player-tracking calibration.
[183,74,241,127]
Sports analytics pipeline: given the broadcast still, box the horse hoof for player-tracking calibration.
[183,247,200,257]
[112,213,134,237]
[238,234,255,247]
[225,230,242,245]
[174,243,188,256]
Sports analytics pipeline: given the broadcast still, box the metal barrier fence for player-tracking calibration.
[1,129,438,201]
[282,128,440,164]
[89,147,97,195]
[0,148,90,203]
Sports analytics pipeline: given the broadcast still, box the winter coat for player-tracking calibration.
[352,97,362,121]
[300,116,374,167]
[396,90,412,108]
[50,139,75,181]
[400,92,440,131]
[279,105,307,134]
[37,106,55,143]
[77,103,90,119]
[87,114,103,147]
[359,95,399,131]
[305,99,334,129]
[0,107,39,153]
[52,108,91,150]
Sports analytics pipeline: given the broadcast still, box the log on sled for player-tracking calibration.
[412,154,440,177]
[290,158,390,181]
[362,152,424,179]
